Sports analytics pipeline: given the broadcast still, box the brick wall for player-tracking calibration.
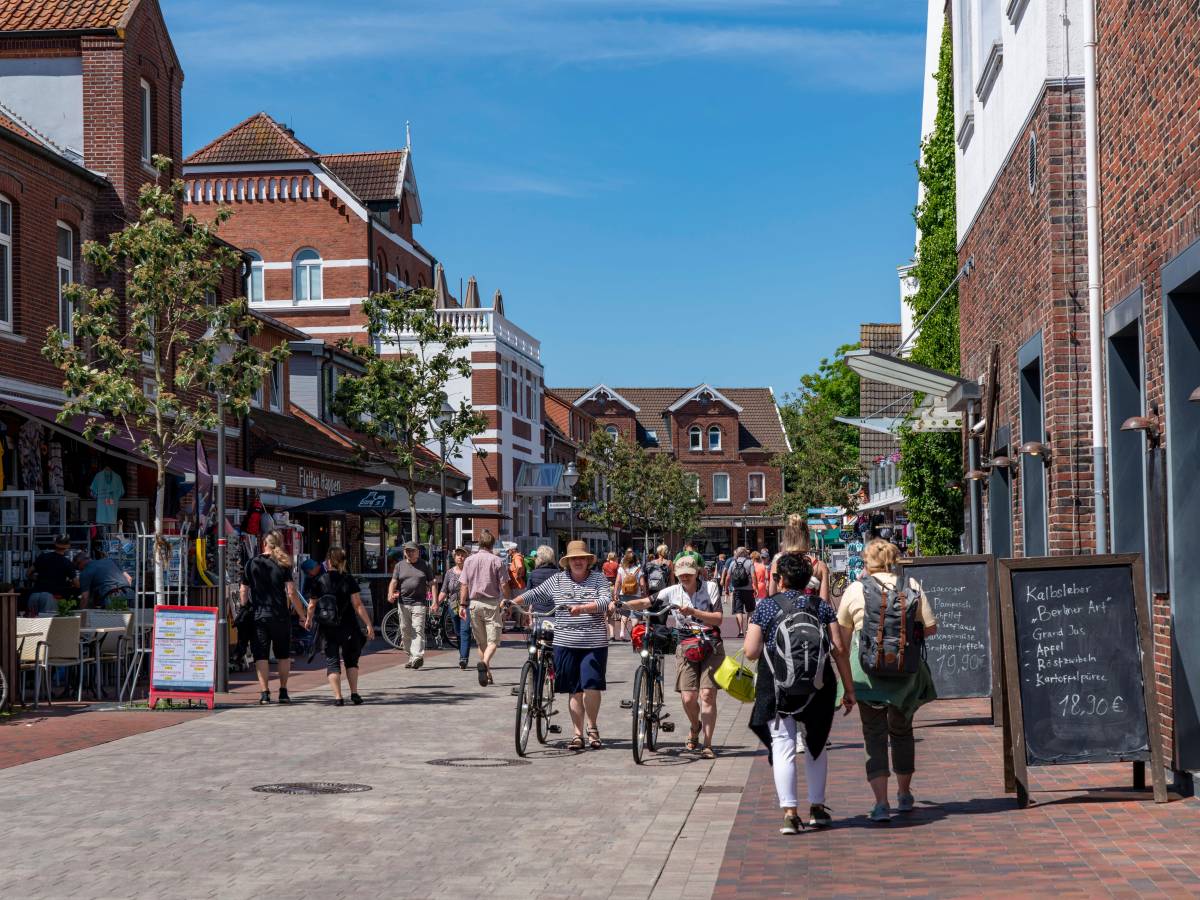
[859,323,903,472]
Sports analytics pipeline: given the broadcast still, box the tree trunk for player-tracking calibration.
[154,462,167,604]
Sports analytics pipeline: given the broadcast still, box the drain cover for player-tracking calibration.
[697,785,743,794]
[426,757,532,769]
[252,782,372,795]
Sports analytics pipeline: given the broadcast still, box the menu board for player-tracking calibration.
[903,557,994,700]
[150,605,217,704]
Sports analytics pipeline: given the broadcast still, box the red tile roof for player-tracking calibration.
[0,0,137,32]
[0,110,39,144]
[185,112,318,166]
[321,150,407,203]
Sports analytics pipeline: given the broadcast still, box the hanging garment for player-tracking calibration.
[47,441,64,495]
[90,468,126,525]
[18,419,43,493]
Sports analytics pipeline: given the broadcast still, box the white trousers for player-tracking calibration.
[399,603,427,659]
[768,715,829,808]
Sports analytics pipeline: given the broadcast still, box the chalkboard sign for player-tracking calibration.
[902,555,995,701]
[999,555,1166,806]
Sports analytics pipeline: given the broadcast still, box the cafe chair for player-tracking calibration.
[81,610,134,699]
[34,616,84,705]
[17,618,52,707]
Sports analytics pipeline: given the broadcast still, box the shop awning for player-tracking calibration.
[288,482,509,519]
[1,396,276,490]
[843,349,970,398]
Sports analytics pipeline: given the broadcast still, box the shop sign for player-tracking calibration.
[298,467,343,497]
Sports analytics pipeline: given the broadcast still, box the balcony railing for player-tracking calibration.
[868,459,903,506]
[434,309,541,362]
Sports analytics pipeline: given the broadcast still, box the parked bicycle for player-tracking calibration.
[620,604,677,764]
[380,603,459,652]
[514,611,561,756]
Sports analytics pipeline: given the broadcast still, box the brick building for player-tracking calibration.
[947,0,1200,777]
[541,389,599,554]
[551,384,789,557]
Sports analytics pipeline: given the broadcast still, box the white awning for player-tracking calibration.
[858,492,906,512]
[836,416,906,435]
[184,472,277,490]
[844,349,969,398]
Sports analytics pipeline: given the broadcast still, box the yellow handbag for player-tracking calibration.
[714,650,756,703]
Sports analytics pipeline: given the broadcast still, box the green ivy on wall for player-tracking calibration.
[898,22,964,556]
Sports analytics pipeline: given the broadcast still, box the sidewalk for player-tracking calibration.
[714,698,1200,897]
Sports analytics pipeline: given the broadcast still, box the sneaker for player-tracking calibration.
[779,814,803,835]
[459,659,468,670]
[404,660,414,669]
[869,802,892,823]
[412,657,424,670]
[350,693,364,705]
[333,698,345,707]
[277,688,291,704]
[258,691,271,705]
[808,804,833,828]
[897,793,915,813]
[476,662,489,686]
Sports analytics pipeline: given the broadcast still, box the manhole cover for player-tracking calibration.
[251,782,372,795]
[697,785,743,794]
[426,757,531,769]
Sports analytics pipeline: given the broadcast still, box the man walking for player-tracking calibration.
[389,541,433,669]
[459,529,511,686]
[722,546,755,638]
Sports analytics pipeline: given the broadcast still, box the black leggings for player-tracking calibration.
[324,628,364,674]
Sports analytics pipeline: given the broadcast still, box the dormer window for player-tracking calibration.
[698,389,715,404]
[595,389,611,405]
[688,425,702,451]
[708,425,722,451]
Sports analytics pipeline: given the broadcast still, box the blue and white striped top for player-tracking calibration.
[520,570,612,649]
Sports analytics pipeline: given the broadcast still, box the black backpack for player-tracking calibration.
[858,572,924,678]
[765,592,830,715]
[729,557,751,589]
[313,574,342,629]
[646,561,669,594]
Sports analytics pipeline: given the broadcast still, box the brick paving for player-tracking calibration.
[714,698,1200,898]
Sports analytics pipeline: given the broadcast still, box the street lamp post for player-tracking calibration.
[741,502,750,549]
[562,462,579,542]
[215,389,228,693]
[437,400,453,579]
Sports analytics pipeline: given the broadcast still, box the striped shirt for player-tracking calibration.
[520,570,612,649]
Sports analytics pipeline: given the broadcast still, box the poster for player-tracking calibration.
[150,606,216,695]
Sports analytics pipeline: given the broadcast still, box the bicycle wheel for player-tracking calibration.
[632,665,651,765]
[536,659,555,744]
[381,608,402,650]
[443,607,460,648]
[646,670,663,752]
[425,611,443,650]
[515,660,536,757]
[0,666,7,713]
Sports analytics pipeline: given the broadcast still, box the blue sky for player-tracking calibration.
[164,0,928,397]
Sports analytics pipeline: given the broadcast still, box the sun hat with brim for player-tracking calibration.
[559,540,596,567]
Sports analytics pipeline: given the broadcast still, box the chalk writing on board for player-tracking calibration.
[904,562,992,699]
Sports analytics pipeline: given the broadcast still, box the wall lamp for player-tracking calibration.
[1120,414,1161,448]
[1190,385,1200,403]
[1019,441,1052,463]
[965,469,990,481]
[990,454,1012,470]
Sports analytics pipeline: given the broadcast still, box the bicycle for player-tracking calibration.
[514,611,560,757]
[619,605,677,765]
[381,603,459,652]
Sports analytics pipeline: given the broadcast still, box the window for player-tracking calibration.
[708,425,722,451]
[688,425,702,451]
[502,373,510,409]
[322,365,340,420]
[269,362,284,411]
[0,196,11,329]
[748,473,766,502]
[139,79,153,163]
[245,250,264,303]
[689,473,701,497]
[644,429,658,446]
[57,224,74,343]
[293,248,322,301]
[713,473,730,503]
[251,378,263,408]
[605,425,619,440]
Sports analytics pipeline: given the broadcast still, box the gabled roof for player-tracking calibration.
[185,112,318,166]
[667,384,743,414]
[572,384,640,413]
[0,0,136,33]
[322,150,408,203]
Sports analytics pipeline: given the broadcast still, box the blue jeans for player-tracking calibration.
[28,592,58,616]
[458,610,473,662]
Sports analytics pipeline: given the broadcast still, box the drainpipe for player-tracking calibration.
[1083,0,1108,554]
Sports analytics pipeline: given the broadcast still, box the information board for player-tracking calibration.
[998,555,1166,806]
[149,605,217,709]
[902,555,995,701]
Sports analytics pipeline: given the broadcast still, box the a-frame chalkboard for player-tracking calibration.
[998,554,1168,806]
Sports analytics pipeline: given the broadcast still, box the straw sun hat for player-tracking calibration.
[559,540,596,567]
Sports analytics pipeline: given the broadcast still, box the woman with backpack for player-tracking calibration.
[770,514,830,601]
[611,550,644,642]
[644,545,673,597]
[744,553,855,834]
[836,539,937,822]
[240,530,308,705]
[303,547,375,706]
[724,547,756,637]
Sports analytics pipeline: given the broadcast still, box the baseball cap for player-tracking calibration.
[674,556,698,576]
[402,541,420,552]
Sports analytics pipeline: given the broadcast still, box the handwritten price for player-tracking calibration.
[1057,693,1125,717]
[933,652,985,675]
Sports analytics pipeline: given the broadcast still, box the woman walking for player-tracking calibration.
[612,550,644,642]
[745,553,854,833]
[240,530,307,705]
[770,513,830,601]
[836,539,937,822]
[751,551,770,605]
[304,547,374,705]
[438,548,470,670]
[512,540,612,750]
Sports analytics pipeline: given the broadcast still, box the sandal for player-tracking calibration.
[587,727,602,750]
[685,729,700,752]
[567,734,585,751]
[700,746,716,760]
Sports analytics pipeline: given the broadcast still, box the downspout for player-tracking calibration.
[1082,0,1108,553]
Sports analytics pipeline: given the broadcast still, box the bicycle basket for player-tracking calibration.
[536,620,555,647]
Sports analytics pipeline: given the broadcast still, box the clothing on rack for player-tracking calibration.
[47,440,64,495]
[90,467,125,525]
[18,419,43,493]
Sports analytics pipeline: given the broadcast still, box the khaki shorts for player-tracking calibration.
[675,642,726,693]
[469,598,504,648]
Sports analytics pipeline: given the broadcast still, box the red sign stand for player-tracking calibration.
[148,604,217,710]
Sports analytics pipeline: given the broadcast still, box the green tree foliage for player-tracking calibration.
[334,288,487,540]
[43,156,289,597]
[774,344,861,514]
[898,22,964,555]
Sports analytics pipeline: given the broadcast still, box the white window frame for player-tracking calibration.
[688,425,702,452]
[292,248,322,302]
[251,377,263,408]
[0,195,12,331]
[139,79,153,164]
[713,472,730,504]
[748,472,766,502]
[708,425,722,452]
[269,361,284,412]
[605,424,619,440]
[245,250,264,303]
[56,222,74,344]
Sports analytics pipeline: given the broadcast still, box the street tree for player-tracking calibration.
[43,156,289,598]
[333,287,487,542]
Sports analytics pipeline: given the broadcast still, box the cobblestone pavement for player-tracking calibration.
[715,698,1200,898]
[0,635,756,900]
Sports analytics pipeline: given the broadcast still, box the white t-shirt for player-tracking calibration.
[656,580,722,631]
